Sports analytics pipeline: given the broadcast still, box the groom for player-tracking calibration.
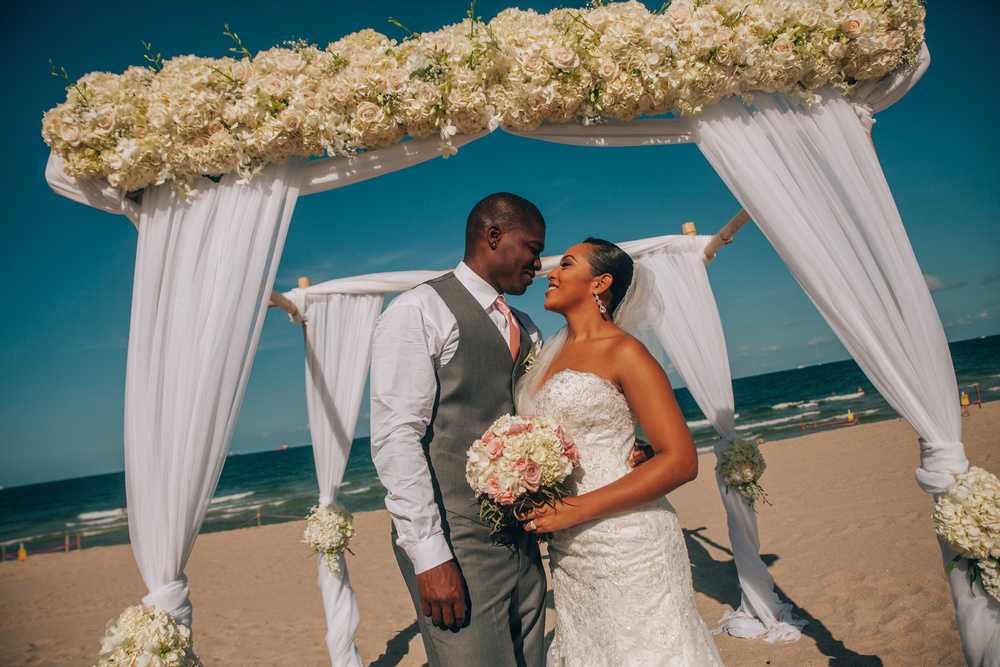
[370,193,547,666]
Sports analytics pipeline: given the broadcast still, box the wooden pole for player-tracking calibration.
[298,277,311,289]
[65,535,70,553]
[77,533,81,551]
[2,544,6,560]
[268,289,299,318]
[256,510,261,527]
[704,209,751,261]
[681,222,697,236]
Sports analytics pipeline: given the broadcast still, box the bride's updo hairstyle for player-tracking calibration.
[583,237,634,317]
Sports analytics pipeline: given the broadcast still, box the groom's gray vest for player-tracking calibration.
[423,273,532,523]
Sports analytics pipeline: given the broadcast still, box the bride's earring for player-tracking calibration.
[593,290,607,316]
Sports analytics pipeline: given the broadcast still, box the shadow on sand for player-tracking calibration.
[684,526,883,666]
[369,620,422,667]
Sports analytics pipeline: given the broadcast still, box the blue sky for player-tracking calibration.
[1,1,997,487]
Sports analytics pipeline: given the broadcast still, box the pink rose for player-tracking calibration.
[506,421,532,435]
[486,439,504,460]
[485,475,501,497]
[515,457,529,472]
[558,426,579,463]
[521,460,542,493]
[481,429,496,444]
[496,490,516,505]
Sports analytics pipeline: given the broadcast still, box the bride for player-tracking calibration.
[516,238,723,666]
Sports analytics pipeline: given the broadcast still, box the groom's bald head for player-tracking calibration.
[464,193,546,296]
[465,193,545,248]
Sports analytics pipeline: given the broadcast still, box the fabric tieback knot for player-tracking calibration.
[494,295,520,362]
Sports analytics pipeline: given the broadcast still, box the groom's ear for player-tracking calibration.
[486,224,502,250]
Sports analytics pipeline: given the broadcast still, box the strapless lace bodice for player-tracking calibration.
[528,370,723,667]
[532,369,636,496]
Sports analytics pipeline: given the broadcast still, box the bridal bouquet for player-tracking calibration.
[97,604,200,667]
[466,414,579,536]
[933,466,1000,602]
[716,438,771,511]
[302,502,357,575]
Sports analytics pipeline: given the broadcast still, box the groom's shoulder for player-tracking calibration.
[383,283,440,313]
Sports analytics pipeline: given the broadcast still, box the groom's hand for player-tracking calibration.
[417,560,467,628]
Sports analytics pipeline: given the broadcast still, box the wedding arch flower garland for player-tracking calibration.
[42,0,925,192]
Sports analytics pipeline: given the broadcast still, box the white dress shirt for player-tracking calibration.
[370,262,542,574]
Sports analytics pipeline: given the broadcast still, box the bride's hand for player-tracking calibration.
[519,499,580,534]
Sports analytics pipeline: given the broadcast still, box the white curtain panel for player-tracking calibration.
[302,292,384,667]
[694,91,997,665]
[124,160,304,627]
[636,239,804,642]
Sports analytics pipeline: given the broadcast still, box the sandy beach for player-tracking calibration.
[2,401,996,666]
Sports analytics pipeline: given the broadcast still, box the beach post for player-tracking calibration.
[76,533,81,550]
[65,535,70,553]
[256,510,262,527]
[1,544,5,560]
[682,222,696,236]
[18,543,26,561]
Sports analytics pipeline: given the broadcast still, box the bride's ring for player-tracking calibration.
[528,520,536,531]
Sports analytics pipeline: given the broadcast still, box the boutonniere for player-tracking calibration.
[521,342,540,372]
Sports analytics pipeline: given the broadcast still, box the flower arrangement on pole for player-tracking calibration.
[97,604,201,667]
[302,501,357,575]
[933,466,1000,603]
[716,437,771,511]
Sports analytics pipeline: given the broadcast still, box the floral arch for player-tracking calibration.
[42,1,999,666]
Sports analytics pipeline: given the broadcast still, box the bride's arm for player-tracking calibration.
[521,337,698,532]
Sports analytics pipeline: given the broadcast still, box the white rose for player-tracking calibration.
[331,82,352,103]
[646,52,662,67]
[277,52,304,75]
[588,8,609,32]
[827,41,847,59]
[670,1,694,27]
[431,33,454,54]
[843,11,867,38]
[549,46,579,70]
[384,68,408,94]
[230,60,252,84]
[797,10,818,27]
[356,101,383,123]
[186,134,211,149]
[281,109,302,132]
[278,138,298,153]
[884,31,906,50]
[147,104,172,128]
[59,122,82,145]
[207,120,226,135]
[96,107,115,131]
[770,36,795,60]
[522,54,545,76]
[302,91,319,111]
[417,83,440,104]
[351,51,372,68]
[260,75,286,97]
[598,58,619,79]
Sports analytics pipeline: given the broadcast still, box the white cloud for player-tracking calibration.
[808,336,833,347]
[761,344,781,355]
[945,311,991,328]
[924,273,966,292]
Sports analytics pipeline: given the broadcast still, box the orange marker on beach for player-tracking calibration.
[18,543,26,561]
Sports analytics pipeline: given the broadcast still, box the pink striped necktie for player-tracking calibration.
[493,295,520,362]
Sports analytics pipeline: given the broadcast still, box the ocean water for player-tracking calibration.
[2,334,996,557]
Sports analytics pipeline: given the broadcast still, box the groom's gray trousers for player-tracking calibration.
[390,273,546,667]
[393,519,547,667]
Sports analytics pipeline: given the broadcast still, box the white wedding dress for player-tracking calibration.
[532,369,723,667]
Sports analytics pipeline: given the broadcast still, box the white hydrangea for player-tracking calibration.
[97,605,200,667]
[42,0,926,190]
[302,502,357,575]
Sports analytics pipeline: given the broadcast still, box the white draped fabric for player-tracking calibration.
[633,238,805,642]
[125,160,304,626]
[693,91,997,665]
[301,293,383,667]
[44,131,489,652]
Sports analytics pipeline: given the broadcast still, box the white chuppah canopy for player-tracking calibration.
[45,39,998,667]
